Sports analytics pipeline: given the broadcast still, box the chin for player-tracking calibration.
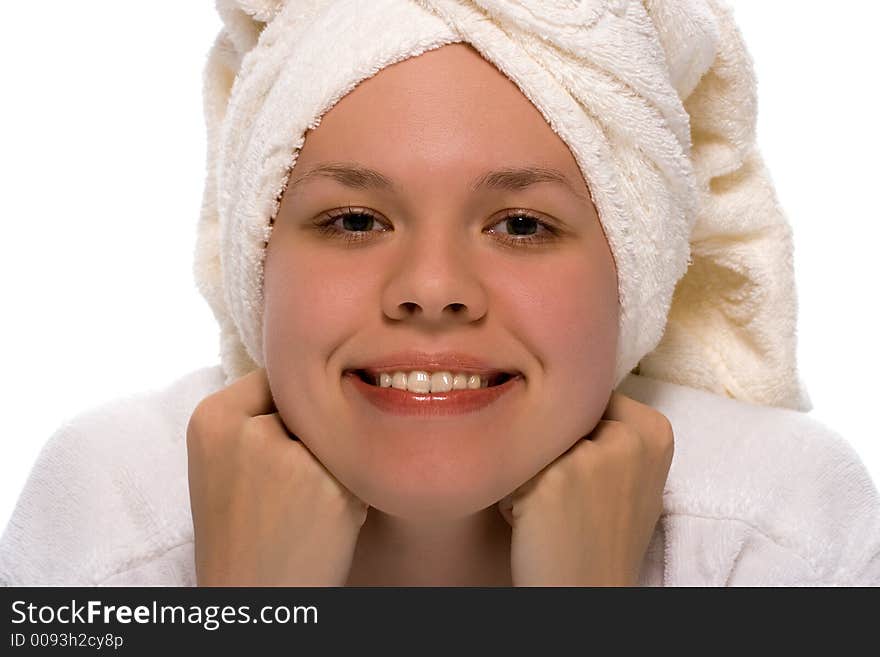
[348,475,505,522]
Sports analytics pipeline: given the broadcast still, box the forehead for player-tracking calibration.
[295,42,584,185]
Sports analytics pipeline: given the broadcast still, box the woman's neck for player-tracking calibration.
[345,505,513,586]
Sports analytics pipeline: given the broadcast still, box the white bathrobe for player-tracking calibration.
[1,365,878,586]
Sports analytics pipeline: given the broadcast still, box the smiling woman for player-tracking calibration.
[1,0,878,588]
[261,44,619,549]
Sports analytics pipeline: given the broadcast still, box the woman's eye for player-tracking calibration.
[313,207,388,244]
[328,208,386,233]
[487,212,558,247]
[489,213,543,237]
[314,207,558,248]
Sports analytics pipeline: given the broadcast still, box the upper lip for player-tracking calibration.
[345,350,521,377]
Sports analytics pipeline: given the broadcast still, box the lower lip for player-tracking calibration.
[343,372,523,416]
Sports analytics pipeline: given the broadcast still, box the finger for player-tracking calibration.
[253,411,301,443]
[497,495,514,527]
[579,418,626,446]
[602,391,673,448]
[602,391,673,449]
[219,367,277,418]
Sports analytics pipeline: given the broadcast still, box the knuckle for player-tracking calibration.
[239,416,263,444]
[534,461,571,498]
[304,465,355,515]
[235,415,288,466]
[651,414,675,456]
[349,500,370,526]
[285,440,333,490]
[569,437,597,468]
[186,398,223,450]
[242,413,282,445]
[186,399,210,434]
[653,411,673,438]
[259,432,310,483]
[612,422,644,456]
[287,440,317,474]
[327,487,357,516]
[185,410,203,449]
[245,412,272,435]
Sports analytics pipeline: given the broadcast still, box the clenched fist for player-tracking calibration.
[498,391,674,586]
[186,368,369,586]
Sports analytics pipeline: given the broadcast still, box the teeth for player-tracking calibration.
[375,370,490,392]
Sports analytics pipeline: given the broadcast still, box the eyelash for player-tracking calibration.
[313,206,560,248]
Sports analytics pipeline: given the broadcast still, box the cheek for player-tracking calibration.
[489,249,618,453]
[262,244,376,439]
[548,260,618,386]
[495,251,618,383]
[264,247,372,363]
[271,254,363,324]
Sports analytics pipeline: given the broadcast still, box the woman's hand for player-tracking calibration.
[498,391,674,586]
[186,367,369,586]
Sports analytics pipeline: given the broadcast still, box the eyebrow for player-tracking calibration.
[286,161,590,202]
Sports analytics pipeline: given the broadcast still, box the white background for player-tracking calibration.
[1,1,878,532]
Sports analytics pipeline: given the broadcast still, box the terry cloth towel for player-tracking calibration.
[194,0,812,411]
[0,366,876,586]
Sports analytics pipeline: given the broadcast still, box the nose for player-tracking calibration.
[381,229,488,327]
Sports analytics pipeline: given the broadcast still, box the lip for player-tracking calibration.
[343,370,524,416]
[345,350,521,378]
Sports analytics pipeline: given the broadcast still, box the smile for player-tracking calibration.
[343,370,523,416]
[349,369,516,391]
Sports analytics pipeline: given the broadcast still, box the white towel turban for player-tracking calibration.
[194,0,812,411]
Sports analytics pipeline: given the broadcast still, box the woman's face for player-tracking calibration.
[263,43,618,520]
